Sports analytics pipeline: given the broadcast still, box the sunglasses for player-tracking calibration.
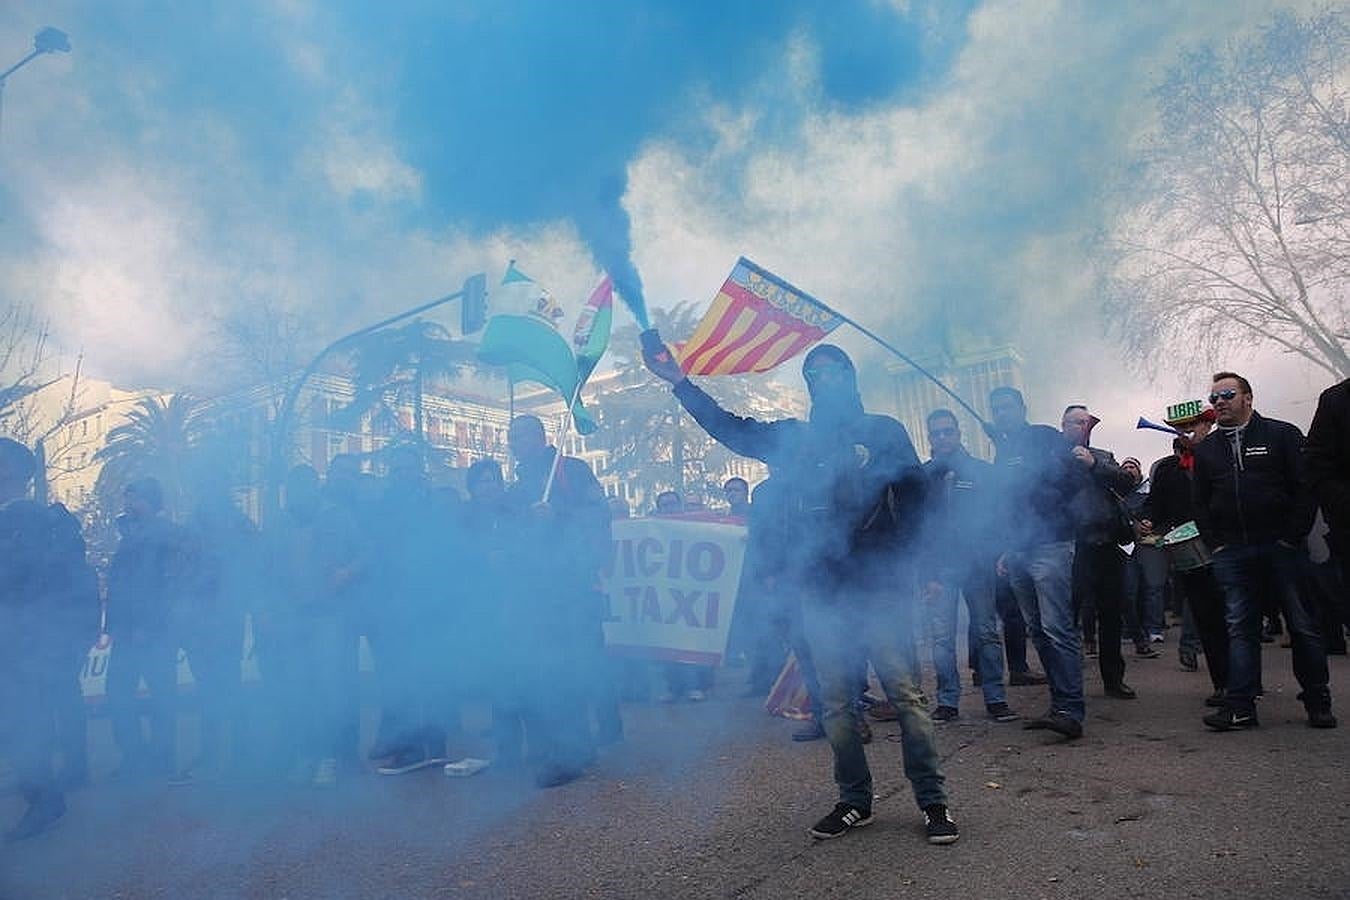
[1208,388,1240,403]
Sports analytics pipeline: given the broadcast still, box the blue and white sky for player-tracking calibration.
[0,0,1334,461]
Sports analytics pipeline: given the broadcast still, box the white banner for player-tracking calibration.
[602,517,747,666]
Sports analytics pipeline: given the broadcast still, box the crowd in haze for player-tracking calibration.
[2,351,1348,847]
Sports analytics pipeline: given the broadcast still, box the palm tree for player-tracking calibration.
[327,319,472,459]
[94,394,206,520]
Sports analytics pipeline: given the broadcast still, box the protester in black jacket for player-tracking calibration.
[1061,406,1143,700]
[921,409,1018,723]
[1192,372,1334,731]
[1140,414,1229,700]
[105,477,191,778]
[1305,378,1350,630]
[0,439,97,841]
[988,387,1087,738]
[644,337,957,846]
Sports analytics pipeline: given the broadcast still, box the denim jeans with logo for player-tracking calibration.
[802,582,946,812]
[929,564,1006,709]
[1008,540,1084,721]
[1210,542,1330,712]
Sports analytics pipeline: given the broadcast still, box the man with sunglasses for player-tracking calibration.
[920,408,1019,724]
[1192,372,1335,730]
[642,338,959,846]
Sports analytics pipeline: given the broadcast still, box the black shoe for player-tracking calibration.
[534,765,582,789]
[808,802,873,839]
[1179,649,1199,672]
[923,804,960,845]
[986,702,1020,722]
[1204,690,1228,708]
[1022,709,1056,730]
[792,721,826,742]
[4,794,65,843]
[1307,707,1338,729]
[1044,711,1083,739]
[1134,644,1161,659]
[1008,670,1048,687]
[931,705,959,722]
[1203,707,1259,731]
[1104,682,1137,700]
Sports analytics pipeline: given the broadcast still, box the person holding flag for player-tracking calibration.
[640,260,959,846]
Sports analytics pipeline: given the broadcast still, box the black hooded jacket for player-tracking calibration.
[670,346,924,592]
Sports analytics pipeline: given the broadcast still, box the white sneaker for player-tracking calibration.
[312,758,338,787]
[443,757,492,778]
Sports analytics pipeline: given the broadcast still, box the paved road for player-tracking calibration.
[3,641,1348,899]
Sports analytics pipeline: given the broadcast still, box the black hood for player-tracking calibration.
[803,344,864,424]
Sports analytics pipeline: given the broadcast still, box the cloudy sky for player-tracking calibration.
[0,0,1334,463]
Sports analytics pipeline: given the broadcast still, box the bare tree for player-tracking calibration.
[0,300,52,426]
[1100,11,1349,379]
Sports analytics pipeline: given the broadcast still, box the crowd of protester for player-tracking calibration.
[1,362,1347,847]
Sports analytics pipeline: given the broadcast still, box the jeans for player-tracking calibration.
[1074,542,1128,688]
[1008,541,1084,721]
[1176,567,1229,691]
[995,579,1031,674]
[929,564,1006,708]
[801,584,946,812]
[1210,542,1330,712]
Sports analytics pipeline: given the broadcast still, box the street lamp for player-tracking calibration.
[0,26,71,136]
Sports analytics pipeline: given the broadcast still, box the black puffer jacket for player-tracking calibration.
[1192,411,1315,548]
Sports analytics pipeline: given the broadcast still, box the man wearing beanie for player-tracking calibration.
[643,339,959,846]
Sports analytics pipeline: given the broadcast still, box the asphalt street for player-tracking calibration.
[3,640,1348,900]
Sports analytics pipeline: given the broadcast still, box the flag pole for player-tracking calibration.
[541,379,584,504]
[827,311,990,428]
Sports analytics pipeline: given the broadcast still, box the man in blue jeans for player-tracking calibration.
[643,336,958,845]
[921,408,1019,723]
[1193,372,1335,730]
[987,387,1089,739]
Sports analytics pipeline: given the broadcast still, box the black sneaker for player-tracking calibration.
[1179,648,1199,671]
[1044,711,1083,739]
[808,802,873,839]
[1022,708,1056,730]
[923,804,960,845]
[792,720,826,742]
[4,794,65,843]
[534,765,583,789]
[1204,689,1228,708]
[1306,707,1338,729]
[1203,707,1259,731]
[986,702,1020,722]
[931,705,959,722]
[1134,644,1161,659]
[1104,682,1137,700]
[1008,670,1048,686]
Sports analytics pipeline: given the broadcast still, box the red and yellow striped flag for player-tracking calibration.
[677,258,842,376]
